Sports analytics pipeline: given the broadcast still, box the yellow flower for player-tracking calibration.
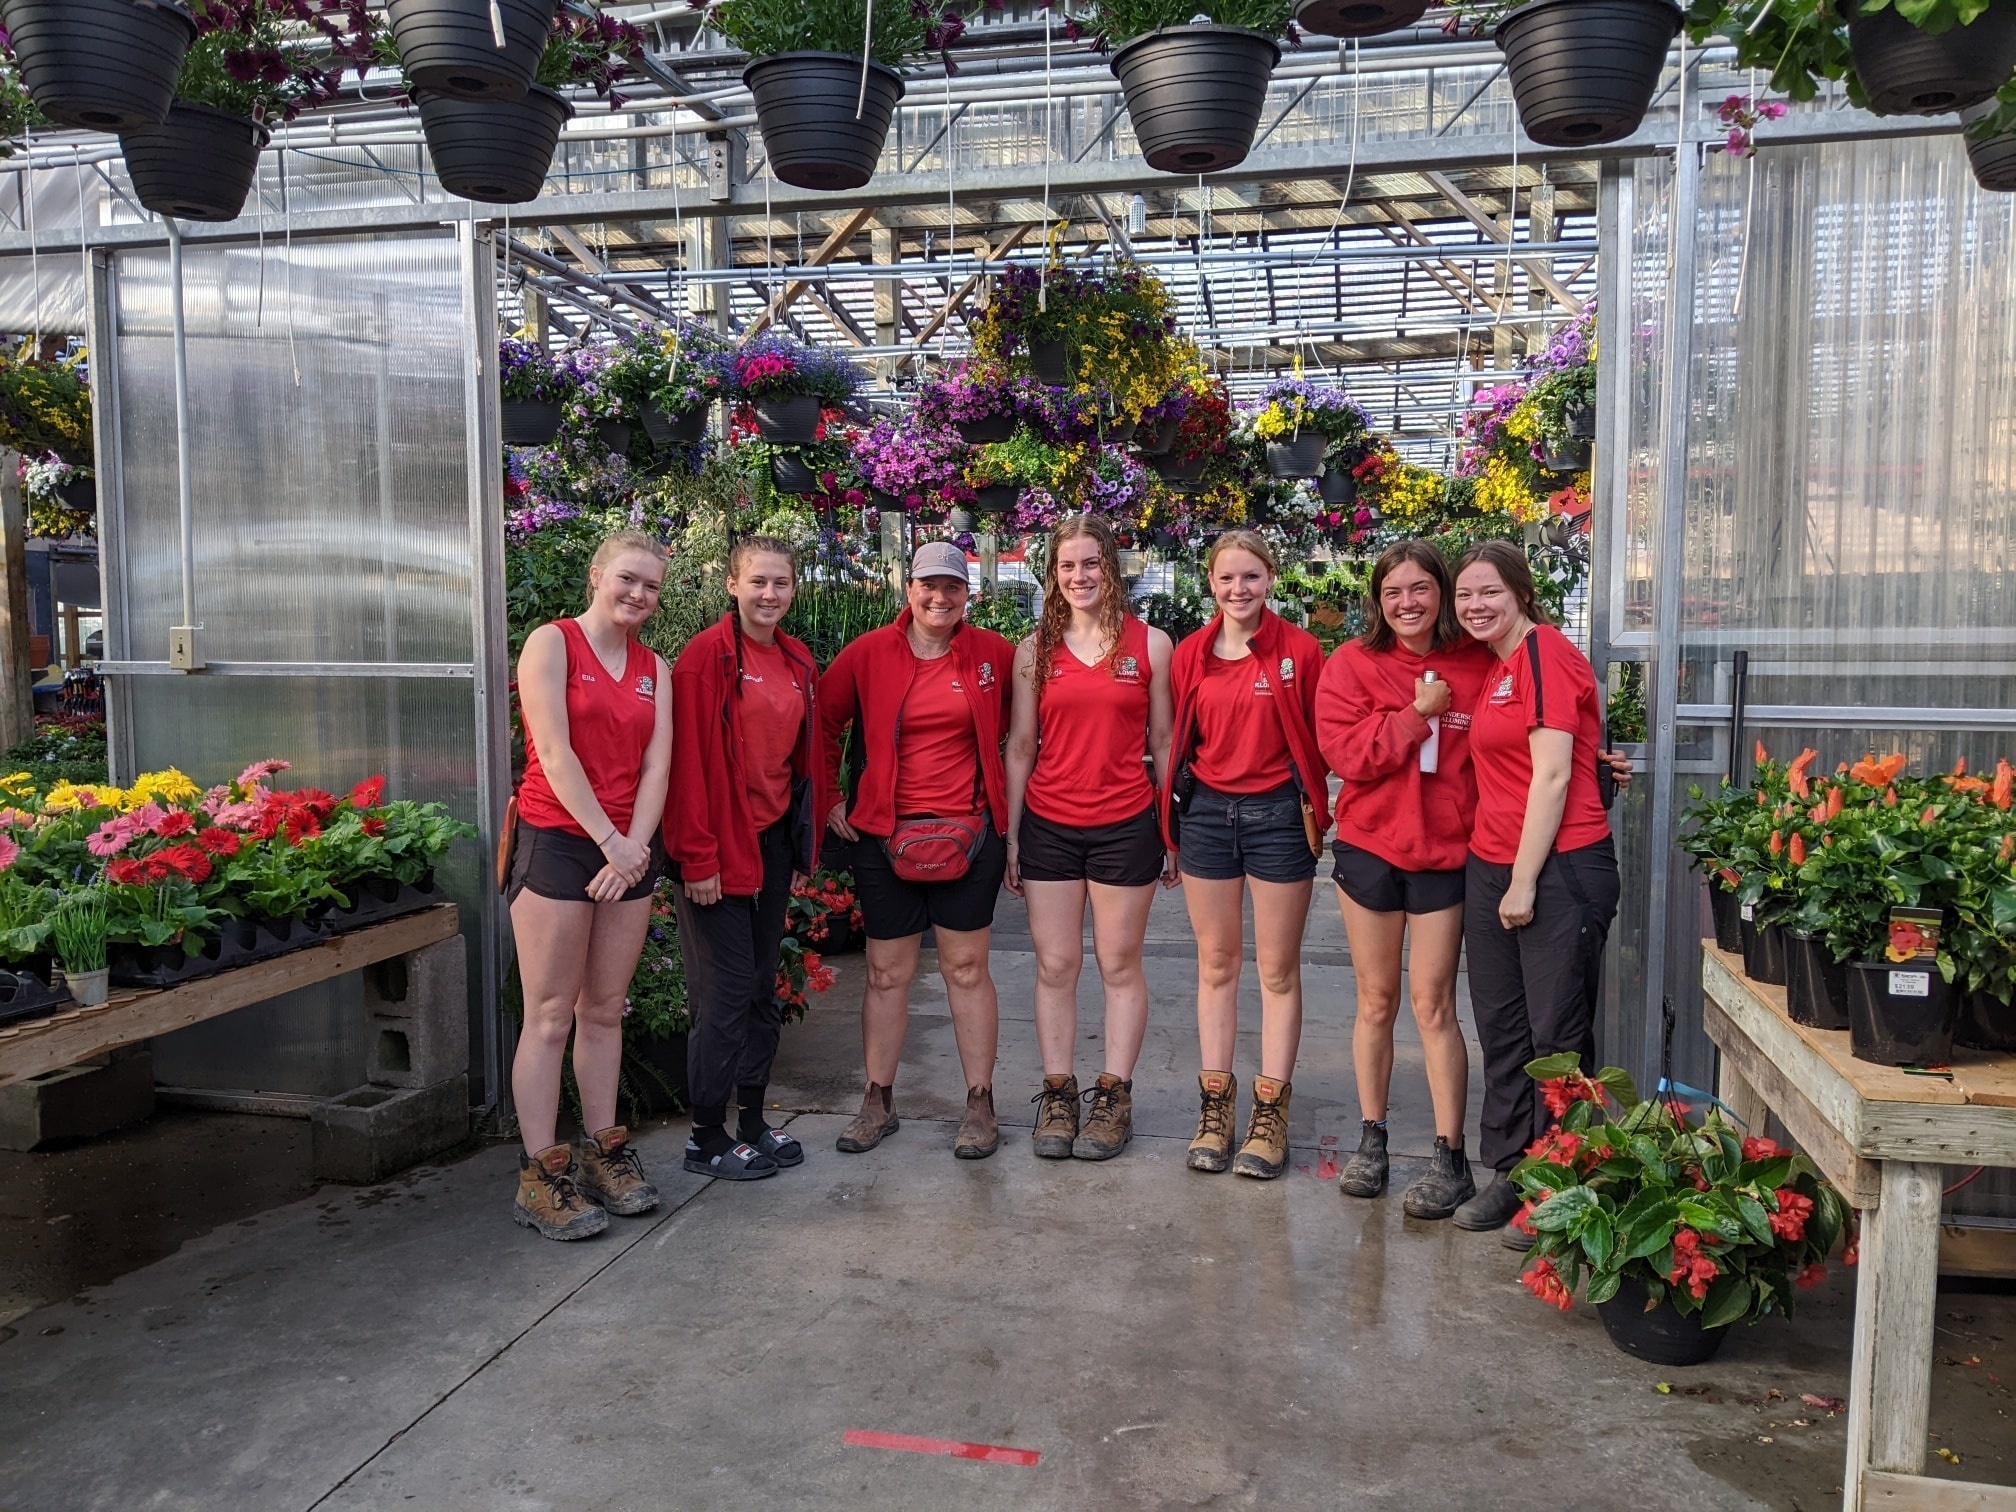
[1476,455,1545,523]
[0,772,35,798]
[43,780,121,813]
[1503,399,1543,445]
[124,768,201,809]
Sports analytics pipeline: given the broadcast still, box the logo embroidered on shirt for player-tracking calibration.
[1491,673,1516,703]
[1253,672,1274,696]
[1116,656,1141,680]
[1279,657,1294,683]
[635,675,655,698]
[978,661,996,689]
[1445,712,1473,731]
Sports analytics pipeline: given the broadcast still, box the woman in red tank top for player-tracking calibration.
[1005,514,1175,1163]
[507,530,673,1242]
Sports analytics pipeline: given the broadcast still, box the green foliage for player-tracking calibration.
[0,54,45,156]
[1526,366,1597,444]
[704,0,953,67]
[627,879,690,1039]
[966,588,1036,644]
[50,888,108,974]
[0,348,93,468]
[1143,562,1215,641]
[784,580,904,669]
[1075,0,1299,42]
[1,720,109,792]
[0,874,57,962]
[1605,661,1648,744]
[967,430,1065,490]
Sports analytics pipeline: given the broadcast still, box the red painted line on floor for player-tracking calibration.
[844,1429,1041,1467]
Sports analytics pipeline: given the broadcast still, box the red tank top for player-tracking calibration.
[517,619,660,838]
[1025,616,1154,828]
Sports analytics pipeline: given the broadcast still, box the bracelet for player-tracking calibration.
[597,828,618,848]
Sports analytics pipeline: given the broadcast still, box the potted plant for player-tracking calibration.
[1252,377,1370,478]
[3,0,196,135]
[1295,0,1432,38]
[384,0,558,103]
[853,413,969,517]
[1453,0,1680,147]
[731,333,866,446]
[620,877,691,1116]
[50,887,110,1006]
[1949,758,2016,1048]
[915,364,1026,445]
[697,0,964,191]
[1962,97,2016,191]
[641,329,730,447]
[970,259,1181,402]
[499,335,574,446]
[1145,372,1232,484]
[119,0,372,224]
[1072,1,1296,173]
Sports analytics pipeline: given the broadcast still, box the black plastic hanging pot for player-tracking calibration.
[1596,1295,1727,1367]
[1739,910,1786,986]
[744,52,905,192]
[1105,415,1138,443]
[1111,25,1282,174]
[1295,0,1433,38]
[771,450,820,494]
[1266,434,1328,478]
[418,85,572,204]
[955,414,1017,444]
[4,0,195,134]
[1319,468,1358,506]
[641,402,708,446]
[594,420,632,454]
[1956,988,2016,1052]
[386,0,558,103]
[57,476,96,514]
[1029,340,1070,385]
[1847,0,2016,115]
[1542,435,1594,471]
[1847,959,1958,1065]
[973,483,1019,514]
[501,399,562,446]
[1960,100,2016,191]
[1136,413,1182,455]
[751,393,823,445]
[1495,0,1681,147]
[1566,400,1596,439]
[947,507,978,532]
[120,104,270,223]
[1783,929,1851,1032]
[1152,452,1207,484]
[1707,883,1742,954]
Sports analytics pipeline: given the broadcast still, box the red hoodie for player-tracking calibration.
[1159,609,1329,851]
[664,614,824,896]
[819,612,1016,837]
[1316,637,1494,873]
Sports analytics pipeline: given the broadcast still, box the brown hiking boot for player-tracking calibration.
[512,1144,608,1241]
[1030,1073,1079,1159]
[835,1082,898,1153]
[1073,1073,1134,1161]
[1186,1071,1238,1173]
[1233,1077,1292,1180]
[575,1126,659,1216]
[953,1086,999,1160]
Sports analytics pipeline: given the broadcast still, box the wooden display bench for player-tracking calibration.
[0,905,462,1088]
[1702,944,2016,1512]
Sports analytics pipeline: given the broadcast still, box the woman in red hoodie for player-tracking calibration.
[819,541,1016,1162]
[665,535,824,1183]
[1160,530,1328,1182]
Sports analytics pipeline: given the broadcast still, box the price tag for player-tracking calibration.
[1740,904,1755,922]
[1888,971,1931,998]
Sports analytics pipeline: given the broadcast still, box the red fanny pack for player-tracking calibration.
[882,815,989,882]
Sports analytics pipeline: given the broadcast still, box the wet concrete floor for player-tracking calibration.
[0,883,2009,1509]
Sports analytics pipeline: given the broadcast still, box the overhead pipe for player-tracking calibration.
[165,217,202,671]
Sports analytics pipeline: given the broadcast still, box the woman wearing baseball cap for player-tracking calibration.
[820,542,1017,1160]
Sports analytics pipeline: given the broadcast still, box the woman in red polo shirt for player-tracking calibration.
[508,530,673,1242]
[1451,539,1621,1245]
[1005,514,1174,1164]
[820,541,1016,1162]
[1160,530,1328,1181]
[666,535,824,1184]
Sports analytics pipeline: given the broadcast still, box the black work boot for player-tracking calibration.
[1401,1135,1477,1220]
[1337,1119,1389,1198]
[1451,1170,1524,1231]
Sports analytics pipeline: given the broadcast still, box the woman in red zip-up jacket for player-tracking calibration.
[1316,540,1494,1221]
[819,541,1016,1162]
[665,535,825,1183]
[1159,530,1328,1182]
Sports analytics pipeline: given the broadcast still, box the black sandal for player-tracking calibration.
[683,1139,779,1181]
[748,1127,803,1168]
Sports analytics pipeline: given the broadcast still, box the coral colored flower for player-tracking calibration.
[1789,833,1807,865]
[1844,1238,1859,1266]
[1769,829,1784,857]
[1741,1136,1783,1161]
[1718,866,1739,887]
[1955,756,1969,777]
[1994,758,2013,812]
[1540,1071,1607,1119]
[1768,1188,1814,1243]
[1920,805,1939,826]
[1512,1200,1538,1236]
[1521,1258,1574,1311]
[1795,1262,1827,1289]
[196,827,241,857]
[1667,1228,1720,1299]
[1786,748,1818,799]
[1755,740,1769,767]
[0,832,16,872]
[1826,786,1844,819]
[237,758,291,787]
[1849,752,1906,787]
[1884,787,1899,808]
[350,775,385,810]
[1527,1129,1584,1167]
[105,857,146,886]
[154,810,195,838]
[2000,834,2015,864]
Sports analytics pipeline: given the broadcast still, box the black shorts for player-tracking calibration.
[507,820,663,905]
[1017,804,1164,887]
[1176,781,1316,884]
[1332,840,1465,915]
[852,827,1009,940]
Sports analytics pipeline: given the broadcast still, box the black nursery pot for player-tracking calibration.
[770,450,820,495]
[1848,0,2016,116]
[641,402,709,447]
[1708,884,1743,954]
[751,393,823,445]
[1136,414,1182,456]
[955,414,1017,445]
[1151,452,1207,485]
[1739,911,1786,986]
[501,399,562,447]
[744,53,905,192]
[1495,0,1682,147]
[386,0,557,103]
[625,1030,690,1117]
[595,420,632,455]
[1596,1295,1727,1367]
[1783,929,1851,1031]
[1957,989,2016,1053]
[1030,340,1071,386]
[1960,101,2016,192]
[120,104,270,223]
[973,483,1019,514]
[1542,436,1595,471]
[5,0,195,134]
[1847,959,1958,1065]
[57,476,96,514]
[1295,0,1433,39]
[1111,25,1282,175]
[1266,434,1329,479]
[1319,468,1358,506]
[418,85,573,204]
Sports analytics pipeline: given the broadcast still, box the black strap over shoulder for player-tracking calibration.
[1525,632,1545,725]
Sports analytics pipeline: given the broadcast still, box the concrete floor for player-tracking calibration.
[1,884,2010,1511]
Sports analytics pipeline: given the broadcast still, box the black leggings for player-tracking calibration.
[677,820,795,1129]
[1464,838,1621,1172]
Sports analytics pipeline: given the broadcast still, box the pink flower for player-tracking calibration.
[199,785,233,817]
[236,758,291,787]
[0,832,17,871]
[125,802,166,833]
[86,819,135,857]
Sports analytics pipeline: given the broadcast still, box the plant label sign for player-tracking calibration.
[1888,970,1932,998]
[1885,906,1942,963]
[1740,903,1754,922]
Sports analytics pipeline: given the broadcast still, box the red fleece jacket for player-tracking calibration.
[819,612,1016,837]
[663,614,824,896]
[1159,609,1329,850]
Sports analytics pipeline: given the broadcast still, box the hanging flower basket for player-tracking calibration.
[4,0,196,134]
[57,476,96,514]
[1318,468,1357,506]
[1565,399,1596,439]
[1294,0,1432,39]
[1029,340,1070,385]
[386,0,559,103]
[1961,101,2016,191]
[1104,415,1139,443]
[1541,435,1594,471]
[1111,25,1281,174]
[641,403,709,446]
[1595,1295,1728,1367]
[1847,0,2016,115]
[1151,452,1207,484]
[418,85,573,204]
[1495,0,1681,147]
[751,393,824,445]
[744,53,905,192]
[1135,413,1182,456]
[1847,960,1958,1066]
[1266,434,1328,478]
[972,483,1019,514]
[501,400,563,446]
[120,104,270,223]
[955,414,1017,445]
[771,450,820,494]
[594,419,632,455]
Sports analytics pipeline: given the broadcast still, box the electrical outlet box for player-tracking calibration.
[168,625,204,671]
[706,132,739,202]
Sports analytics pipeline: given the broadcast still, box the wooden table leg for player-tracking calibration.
[1715,1050,1769,1136]
[1841,1160,1942,1512]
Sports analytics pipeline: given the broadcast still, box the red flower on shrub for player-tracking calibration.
[1850,752,1906,787]
[1994,758,2014,812]
[196,827,241,857]
[1786,747,1817,799]
[1826,786,1844,819]
[1795,1262,1827,1289]
[1668,1228,1720,1299]
[1741,1135,1783,1161]
[350,775,385,810]
[361,817,386,838]
[1527,1129,1583,1167]
[154,843,213,884]
[1767,1188,1813,1243]
[1512,1200,1537,1236]
[1521,1258,1574,1311]
[1540,1070,1606,1119]
[105,857,145,886]
[154,810,195,838]
[1768,829,1783,857]
[1789,833,1807,865]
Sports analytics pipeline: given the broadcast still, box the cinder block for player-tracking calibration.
[0,1049,154,1151]
[310,1073,468,1184]
[364,937,468,1090]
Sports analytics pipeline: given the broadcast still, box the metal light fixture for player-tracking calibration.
[1128,193,1148,235]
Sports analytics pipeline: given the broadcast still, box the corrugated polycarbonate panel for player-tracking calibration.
[110,232,473,664]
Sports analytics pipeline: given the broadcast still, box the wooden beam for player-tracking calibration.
[1422,171,1585,315]
[909,222,1033,348]
[744,207,878,340]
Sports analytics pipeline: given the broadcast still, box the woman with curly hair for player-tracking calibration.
[1005,515,1175,1162]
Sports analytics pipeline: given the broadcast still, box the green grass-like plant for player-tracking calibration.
[51,890,109,975]
[703,0,952,68]
[1075,0,1299,43]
